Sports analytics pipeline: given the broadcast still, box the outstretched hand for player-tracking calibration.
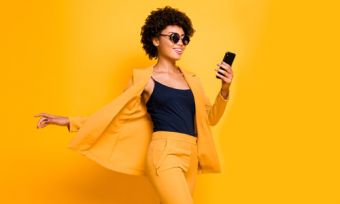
[34,113,69,129]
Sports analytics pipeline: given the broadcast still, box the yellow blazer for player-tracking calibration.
[67,65,229,176]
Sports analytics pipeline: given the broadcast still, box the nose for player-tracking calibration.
[177,39,185,47]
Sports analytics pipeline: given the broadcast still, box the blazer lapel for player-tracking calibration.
[180,67,210,144]
[179,66,205,117]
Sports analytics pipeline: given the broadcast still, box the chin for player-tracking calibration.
[172,54,183,61]
[164,55,181,62]
[160,52,183,61]
[173,56,181,61]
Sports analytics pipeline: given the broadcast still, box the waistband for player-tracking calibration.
[151,131,197,144]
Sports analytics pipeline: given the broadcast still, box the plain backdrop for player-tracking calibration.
[1,0,339,203]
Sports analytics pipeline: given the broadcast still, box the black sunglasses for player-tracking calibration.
[159,32,190,45]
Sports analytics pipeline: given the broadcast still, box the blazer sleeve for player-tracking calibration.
[67,116,89,132]
[204,91,229,126]
[67,76,134,132]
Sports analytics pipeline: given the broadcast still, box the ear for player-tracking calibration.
[152,37,160,47]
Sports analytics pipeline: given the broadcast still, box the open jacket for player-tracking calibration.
[67,65,229,176]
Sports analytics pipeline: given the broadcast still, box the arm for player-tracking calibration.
[206,60,233,126]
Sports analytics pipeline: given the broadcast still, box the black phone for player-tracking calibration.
[216,51,236,79]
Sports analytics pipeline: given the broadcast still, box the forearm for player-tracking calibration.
[220,88,230,100]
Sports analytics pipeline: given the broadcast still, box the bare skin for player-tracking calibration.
[34,113,69,129]
[35,25,233,129]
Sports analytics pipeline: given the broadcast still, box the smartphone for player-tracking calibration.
[216,51,236,79]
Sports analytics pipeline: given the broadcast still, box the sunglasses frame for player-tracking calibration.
[159,32,190,45]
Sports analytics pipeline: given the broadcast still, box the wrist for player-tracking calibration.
[220,88,229,100]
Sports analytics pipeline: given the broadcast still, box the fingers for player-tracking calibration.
[214,68,232,80]
[215,70,232,84]
[35,113,47,129]
[214,61,233,84]
[34,113,57,119]
[35,113,53,129]
[37,117,48,129]
[217,61,232,74]
[34,113,48,117]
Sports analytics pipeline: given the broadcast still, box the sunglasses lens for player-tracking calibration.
[183,36,190,45]
[170,33,180,44]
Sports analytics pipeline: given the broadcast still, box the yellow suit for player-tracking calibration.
[67,65,229,176]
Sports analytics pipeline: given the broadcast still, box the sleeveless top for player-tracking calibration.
[146,76,197,137]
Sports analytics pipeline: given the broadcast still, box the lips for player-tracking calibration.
[173,48,183,54]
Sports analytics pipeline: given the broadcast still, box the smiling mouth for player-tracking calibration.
[174,48,183,54]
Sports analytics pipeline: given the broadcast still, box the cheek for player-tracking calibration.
[159,42,173,53]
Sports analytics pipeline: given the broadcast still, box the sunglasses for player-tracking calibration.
[159,32,190,45]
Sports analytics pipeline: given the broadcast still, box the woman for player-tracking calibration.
[35,6,233,204]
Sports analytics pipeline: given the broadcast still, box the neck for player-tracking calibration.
[153,57,181,74]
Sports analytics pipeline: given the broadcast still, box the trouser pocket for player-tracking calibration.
[153,139,193,175]
[150,139,168,171]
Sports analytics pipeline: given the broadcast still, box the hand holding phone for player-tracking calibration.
[216,51,236,79]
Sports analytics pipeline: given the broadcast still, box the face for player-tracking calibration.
[152,25,189,61]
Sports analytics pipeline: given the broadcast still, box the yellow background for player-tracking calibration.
[1,0,339,203]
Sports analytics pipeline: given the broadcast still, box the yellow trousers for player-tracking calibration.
[145,131,198,204]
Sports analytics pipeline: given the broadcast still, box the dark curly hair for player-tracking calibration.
[140,6,195,60]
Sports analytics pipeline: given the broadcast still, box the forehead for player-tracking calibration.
[162,25,185,35]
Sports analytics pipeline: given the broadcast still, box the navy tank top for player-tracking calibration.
[146,76,197,137]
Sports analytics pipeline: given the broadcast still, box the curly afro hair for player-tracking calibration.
[140,6,195,60]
